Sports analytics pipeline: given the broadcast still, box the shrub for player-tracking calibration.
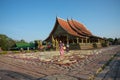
[0,51,7,55]
[93,43,97,48]
[101,42,107,47]
[69,43,80,50]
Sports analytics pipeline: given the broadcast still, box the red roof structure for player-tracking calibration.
[45,17,101,41]
[57,18,81,37]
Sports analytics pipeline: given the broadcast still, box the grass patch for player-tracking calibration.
[0,51,7,55]
[12,51,20,54]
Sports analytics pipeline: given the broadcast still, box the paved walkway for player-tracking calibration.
[95,51,120,80]
[0,46,120,80]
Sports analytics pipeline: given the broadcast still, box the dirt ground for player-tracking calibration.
[0,46,120,80]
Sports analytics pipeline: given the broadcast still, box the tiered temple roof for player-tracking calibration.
[45,17,100,41]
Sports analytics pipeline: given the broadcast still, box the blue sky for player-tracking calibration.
[0,0,120,42]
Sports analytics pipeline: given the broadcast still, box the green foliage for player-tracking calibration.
[113,38,119,45]
[34,50,39,52]
[107,38,114,42]
[12,51,20,53]
[20,39,26,43]
[101,42,107,47]
[0,51,7,55]
[69,43,80,50]
[34,40,42,49]
[107,38,120,45]
[0,34,15,50]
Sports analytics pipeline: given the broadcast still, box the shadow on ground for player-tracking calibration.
[0,70,36,80]
[0,70,80,80]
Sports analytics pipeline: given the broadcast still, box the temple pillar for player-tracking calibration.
[55,39,59,51]
[77,38,79,44]
[88,38,90,43]
[98,39,100,43]
[86,37,88,43]
[81,38,83,43]
[52,35,55,47]
[67,34,69,44]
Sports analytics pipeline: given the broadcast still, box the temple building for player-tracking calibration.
[45,17,108,50]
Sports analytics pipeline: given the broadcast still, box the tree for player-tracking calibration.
[0,34,15,50]
[20,39,26,43]
[118,38,120,44]
[107,38,114,42]
[34,40,42,49]
[113,38,119,45]
[29,41,35,49]
[34,40,38,49]
[107,38,114,45]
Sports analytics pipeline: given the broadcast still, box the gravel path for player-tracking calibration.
[0,45,120,80]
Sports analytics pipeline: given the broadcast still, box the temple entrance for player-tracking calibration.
[56,35,67,44]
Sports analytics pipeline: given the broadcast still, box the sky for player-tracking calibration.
[0,0,120,42]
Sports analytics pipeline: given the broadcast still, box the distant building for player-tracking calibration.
[45,17,108,50]
[12,42,35,50]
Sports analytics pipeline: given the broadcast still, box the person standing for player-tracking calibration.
[66,43,69,52]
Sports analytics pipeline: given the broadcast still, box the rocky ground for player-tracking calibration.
[95,48,120,80]
[0,45,120,80]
